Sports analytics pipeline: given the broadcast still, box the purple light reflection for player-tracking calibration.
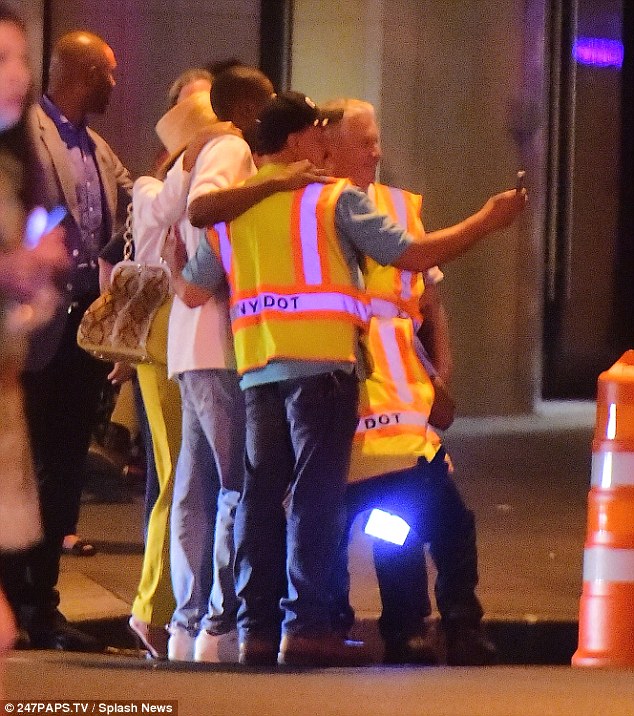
[573,37,624,68]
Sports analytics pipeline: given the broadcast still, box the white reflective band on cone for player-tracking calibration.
[591,451,634,488]
[583,546,634,582]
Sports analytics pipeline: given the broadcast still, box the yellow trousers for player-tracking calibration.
[131,302,181,625]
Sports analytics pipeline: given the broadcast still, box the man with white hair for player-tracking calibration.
[322,97,498,665]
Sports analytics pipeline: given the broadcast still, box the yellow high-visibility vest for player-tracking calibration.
[350,184,440,482]
[364,183,426,325]
[208,172,369,375]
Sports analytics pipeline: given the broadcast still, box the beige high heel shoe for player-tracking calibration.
[128,616,168,659]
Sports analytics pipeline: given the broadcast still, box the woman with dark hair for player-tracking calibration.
[0,3,67,694]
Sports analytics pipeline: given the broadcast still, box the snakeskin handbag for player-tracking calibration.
[77,204,172,364]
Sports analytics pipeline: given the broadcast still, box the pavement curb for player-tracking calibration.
[75,614,578,665]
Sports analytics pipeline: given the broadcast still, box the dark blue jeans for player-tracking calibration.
[234,370,359,643]
[332,449,483,641]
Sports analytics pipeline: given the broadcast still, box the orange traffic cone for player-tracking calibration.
[572,350,634,667]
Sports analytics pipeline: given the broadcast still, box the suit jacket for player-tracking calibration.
[26,103,133,371]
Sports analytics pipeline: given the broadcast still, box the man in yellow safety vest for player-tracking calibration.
[322,98,498,665]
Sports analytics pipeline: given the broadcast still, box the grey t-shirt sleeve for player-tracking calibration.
[335,186,412,266]
[182,235,226,292]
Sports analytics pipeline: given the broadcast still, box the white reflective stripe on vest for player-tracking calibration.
[583,546,634,582]
[387,185,408,228]
[356,410,428,433]
[299,184,324,285]
[376,319,414,404]
[591,451,634,488]
[400,270,414,302]
[370,297,409,319]
[214,223,232,274]
[385,187,414,302]
[230,290,369,322]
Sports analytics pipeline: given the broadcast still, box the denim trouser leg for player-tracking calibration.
[235,382,292,643]
[335,469,431,639]
[373,535,431,639]
[202,486,240,633]
[170,374,217,633]
[235,371,359,641]
[282,371,359,636]
[171,369,244,633]
[328,508,357,636]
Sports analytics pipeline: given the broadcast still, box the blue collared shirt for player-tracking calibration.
[40,95,106,260]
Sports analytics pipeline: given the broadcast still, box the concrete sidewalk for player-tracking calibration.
[58,403,596,664]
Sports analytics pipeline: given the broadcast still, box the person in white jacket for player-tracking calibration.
[126,89,223,659]
[133,68,276,662]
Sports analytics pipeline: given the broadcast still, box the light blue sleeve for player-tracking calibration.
[182,236,226,292]
[335,187,413,266]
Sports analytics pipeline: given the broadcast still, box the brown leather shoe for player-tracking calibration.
[278,632,373,667]
[238,636,278,666]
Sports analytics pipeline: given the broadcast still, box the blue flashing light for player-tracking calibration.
[364,509,411,546]
[573,37,623,68]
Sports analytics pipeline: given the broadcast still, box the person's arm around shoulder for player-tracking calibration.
[187,135,256,228]
[189,160,336,227]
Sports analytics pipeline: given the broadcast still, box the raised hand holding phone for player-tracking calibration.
[515,170,526,193]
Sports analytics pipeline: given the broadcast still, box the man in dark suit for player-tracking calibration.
[0,30,132,652]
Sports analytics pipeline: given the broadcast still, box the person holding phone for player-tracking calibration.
[1,28,132,654]
[0,3,68,694]
[321,98,518,665]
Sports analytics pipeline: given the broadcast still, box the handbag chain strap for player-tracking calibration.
[123,202,134,261]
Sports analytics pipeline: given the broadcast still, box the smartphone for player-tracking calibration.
[515,170,526,193]
[24,205,68,249]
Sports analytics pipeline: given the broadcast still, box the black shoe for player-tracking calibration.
[444,624,497,666]
[28,612,103,653]
[383,626,439,665]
